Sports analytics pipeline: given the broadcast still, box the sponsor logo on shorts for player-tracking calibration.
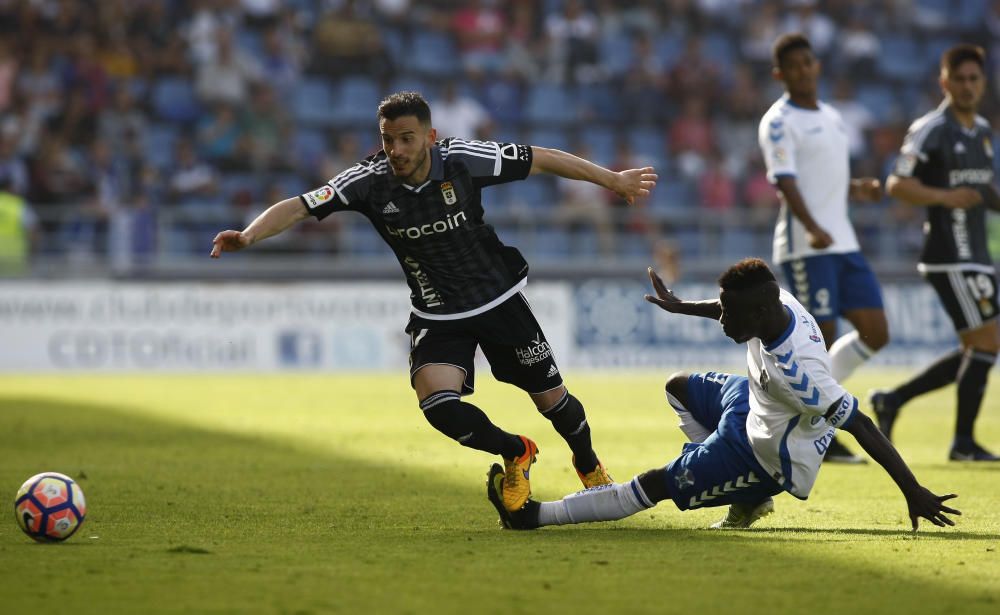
[515,333,552,366]
[813,428,836,455]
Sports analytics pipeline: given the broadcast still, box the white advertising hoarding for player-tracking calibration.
[0,282,573,372]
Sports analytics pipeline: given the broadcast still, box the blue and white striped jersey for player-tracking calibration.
[745,289,859,499]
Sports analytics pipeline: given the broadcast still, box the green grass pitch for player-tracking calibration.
[1,370,998,614]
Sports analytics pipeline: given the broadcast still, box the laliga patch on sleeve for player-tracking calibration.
[303,185,336,209]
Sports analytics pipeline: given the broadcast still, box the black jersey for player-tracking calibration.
[892,102,996,270]
[300,138,534,318]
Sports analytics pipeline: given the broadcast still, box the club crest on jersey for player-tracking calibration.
[440,181,458,206]
[985,137,994,158]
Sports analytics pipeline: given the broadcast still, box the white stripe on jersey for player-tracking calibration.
[949,270,983,328]
[332,161,388,199]
[446,138,498,152]
[903,111,946,161]
[918,262,996,274]
[445,144,497,157]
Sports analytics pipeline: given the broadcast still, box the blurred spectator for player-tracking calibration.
[829,77,876,160]
[197,103,246,169]
[0,121,29,196]
[838,16,880,80]
[317,133,363,186]
[554,143,615,255]
[609,137,653,237]
[0,178,39,276]
[503,1,544,82]
[194,27,262,106]
[780,1,837,58]
[96,28,140,81]
[621,32,668,124]
[431,82,492,139]
[98,85,148,166]
[666,36,721,101]
[185,0,239,65]
[17,45,62,122]
[311,0,391,80]
[258,25,303,91]
[167,138,219,207]
[240,84,292,171]
[27,128,90,205]
[743,155,780,212]
[65,34,112,115]
[698,151,737,212]
[669,96,715,179]
[545,0,602,85]
[741,0,782,67]
[451,0,507,76]
[0,39,19,113]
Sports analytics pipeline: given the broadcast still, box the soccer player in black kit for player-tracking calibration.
[872,45,1000,461]
[211,91,658,509]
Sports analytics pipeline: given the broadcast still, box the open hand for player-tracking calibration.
[905,488,960,531]
[615,167,658,205]
[210,230,250,258]
[644,266,684,312]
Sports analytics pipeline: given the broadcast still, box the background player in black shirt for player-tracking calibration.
[873,45,1000,461]
[211,91,658,510]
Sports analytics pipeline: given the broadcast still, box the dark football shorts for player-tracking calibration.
[405,292,564,395]
[923,267,1000,333]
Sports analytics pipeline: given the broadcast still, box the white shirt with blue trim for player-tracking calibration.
[745,290,859,499]
[758,95,859,264]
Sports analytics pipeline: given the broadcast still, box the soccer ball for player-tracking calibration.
[14,472,87,542]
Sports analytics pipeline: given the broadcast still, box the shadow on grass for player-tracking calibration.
[1,395,998,615]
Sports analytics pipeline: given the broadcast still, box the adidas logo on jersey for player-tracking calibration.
[382,201,400,214]
[546,365,559,378]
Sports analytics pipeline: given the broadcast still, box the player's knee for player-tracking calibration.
[664,372,690,409]
[636,467,672,504]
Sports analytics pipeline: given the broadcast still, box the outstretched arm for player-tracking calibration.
[848,177,883,202]
[529,146,656,205]
[644,266,722,319]
[210,197,310,258]
[886,174,982,209]
[840,410,960,530]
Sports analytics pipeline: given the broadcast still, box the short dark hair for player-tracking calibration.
[772,33,812,68]
[718,258,777,292]
[377,91,431,126]
[941,44,985,74]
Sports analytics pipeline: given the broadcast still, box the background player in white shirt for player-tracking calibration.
[758,34,890,463]
[487,258,958,532]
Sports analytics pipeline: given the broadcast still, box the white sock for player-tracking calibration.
[828,330,876,382]
[536,478,655,527]
[666,391,711,443]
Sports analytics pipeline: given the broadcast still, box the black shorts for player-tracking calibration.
[923,267,999,333]
[405,292,564,395]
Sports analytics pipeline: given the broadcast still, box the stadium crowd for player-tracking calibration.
[0,0,998,270]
